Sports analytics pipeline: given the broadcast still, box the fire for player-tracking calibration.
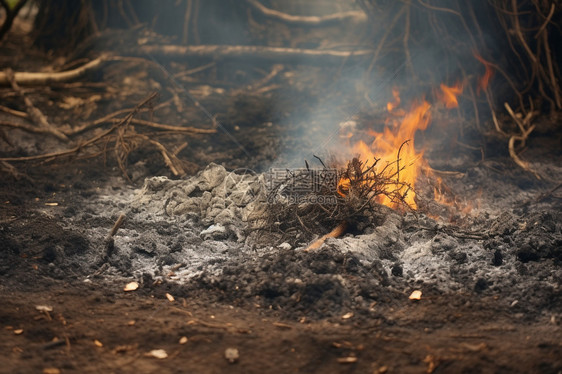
[347,94,432,209]
[473,51,494,93]
[338,84,463,210]
[437,82,463,108]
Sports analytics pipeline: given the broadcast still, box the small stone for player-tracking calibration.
[277,242,292,250]
[179,336,188,344]
[225,347,239,363]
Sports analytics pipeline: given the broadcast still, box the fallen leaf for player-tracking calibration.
[94,339,103,347]
[14,329,23,335]
[342,312,354,319]
[149,349,168,359]
[42,369,61,374]
[165,293,175,302]
[337,357,358,364]
[224,347,239,363]
[36,305,53,312]
[179,336,188,344]
[124,282,139,292]
[409,290,422,300]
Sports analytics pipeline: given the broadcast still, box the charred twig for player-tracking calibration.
[535,182,562,202]
[4,69,69,141]
[255,152,414,248]
[101,213,126,263]
[0,92,158,162]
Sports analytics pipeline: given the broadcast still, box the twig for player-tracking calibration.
[173,62,215,78]
[541,31,562,109]
[133,45,373,64]
[246,0,367,26]
[403,3,415,78]
[4,69,69,141]
[534,3,555,38]
[0,104,28,118]
[0,92,158,162]
[182,0,193,44]
[535,182,562,202]
[138,134,186,176]
[508,130,541,180]
[0,55,108,86]
[129,118,216,134]
[305,221,348,251]
[101,213,126,263]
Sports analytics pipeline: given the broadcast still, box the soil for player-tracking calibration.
[1,17,562,374]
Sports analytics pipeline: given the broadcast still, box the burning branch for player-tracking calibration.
[255,152,414,249]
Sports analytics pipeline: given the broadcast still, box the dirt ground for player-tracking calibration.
[1,15,562,374]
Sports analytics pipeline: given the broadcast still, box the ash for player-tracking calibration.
[56,162,561,318]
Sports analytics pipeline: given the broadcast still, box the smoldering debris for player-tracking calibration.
[21,161,551,318]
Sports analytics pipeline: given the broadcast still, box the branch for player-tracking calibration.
[246,0,366,26]
[0,55,108,86]
[4,68,69,141]
[305,221,348,251]
[132,45,373,64]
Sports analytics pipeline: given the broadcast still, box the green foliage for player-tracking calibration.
[4,0,20,10]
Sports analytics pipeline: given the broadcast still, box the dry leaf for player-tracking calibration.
[36,305,53,312]
[13,329,23,335]
[149,349,168,359]
[409,290,422,300]
[165,293,175,302]
[342,312,354,319]
[337,357,358,364]
[224,347,239,363]
[42,369,61,374]
[124,282,139,292]
[94,339,103,347]
[179,336,188,344]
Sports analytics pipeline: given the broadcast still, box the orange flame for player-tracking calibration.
[473,51,494,94]
[349,95,431,209]
[437,82,463,108]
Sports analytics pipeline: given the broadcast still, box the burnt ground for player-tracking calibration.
[1,23,562,374]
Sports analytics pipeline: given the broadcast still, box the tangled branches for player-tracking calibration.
[252,150,413,248]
